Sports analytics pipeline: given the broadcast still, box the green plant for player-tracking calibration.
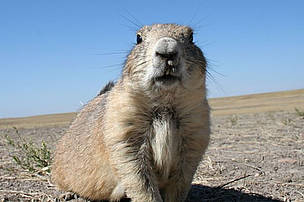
[267,112,276,121]
[5,127,51,174]
[229,115,238,126]
[282,118,293,126]
[295,108,304,117]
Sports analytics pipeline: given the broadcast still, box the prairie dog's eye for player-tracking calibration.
[136,34,142,44]
[189,32,193,43]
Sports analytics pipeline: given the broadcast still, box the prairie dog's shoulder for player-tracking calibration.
[82,81,116,115]
[69,82,115,132]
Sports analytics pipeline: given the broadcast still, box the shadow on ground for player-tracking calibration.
[186,184,282,202]
[89,184,282,202]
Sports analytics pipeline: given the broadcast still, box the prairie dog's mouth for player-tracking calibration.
[154,73,180,85]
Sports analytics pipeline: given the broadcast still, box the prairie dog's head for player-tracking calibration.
[123,24,207,94]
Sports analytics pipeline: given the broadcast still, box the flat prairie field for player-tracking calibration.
[1,89,303,201]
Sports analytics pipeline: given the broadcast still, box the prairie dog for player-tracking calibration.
[52,24,210,202]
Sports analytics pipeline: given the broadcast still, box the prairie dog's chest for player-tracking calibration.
[150,109,181,180]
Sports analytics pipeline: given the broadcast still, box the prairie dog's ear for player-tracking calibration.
[136,34,142,44]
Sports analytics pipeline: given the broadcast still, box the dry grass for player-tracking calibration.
[0,112,76,129]
[209,89,304,116]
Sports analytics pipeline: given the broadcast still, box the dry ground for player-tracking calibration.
[0,89,303,201]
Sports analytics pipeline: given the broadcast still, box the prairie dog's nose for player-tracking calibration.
[154,37,179,60]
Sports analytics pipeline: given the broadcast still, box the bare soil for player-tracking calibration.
[0,90,303,201]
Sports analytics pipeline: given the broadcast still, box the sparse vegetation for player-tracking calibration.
[229,115,238,126]
[266,112,276,121]
[282,118,293,126]
[0,89,303,201]
[295,108,304,118]
[4,127,52,174]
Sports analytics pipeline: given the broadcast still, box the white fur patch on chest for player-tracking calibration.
[151,115,179,180]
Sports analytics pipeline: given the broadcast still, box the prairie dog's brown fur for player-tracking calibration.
[52,24,210,202]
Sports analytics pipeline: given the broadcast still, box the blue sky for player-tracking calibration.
[1,0,303,118]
